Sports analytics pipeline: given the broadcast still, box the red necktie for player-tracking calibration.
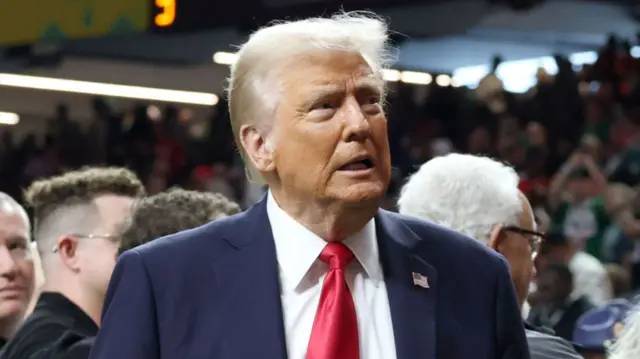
[306,243,360,359]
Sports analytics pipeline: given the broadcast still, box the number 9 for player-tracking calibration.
[155,0,176,27]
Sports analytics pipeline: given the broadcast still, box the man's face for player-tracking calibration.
[76,195,134,298]
[526,122,546,147]
[534,241,572,279]
[568,177,595,201]
[268,51,391,204]
[536,269,570,306]
[0,211,34,325]
[499,194,535,306]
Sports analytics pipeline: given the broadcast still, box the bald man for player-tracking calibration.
[0,192,36,347]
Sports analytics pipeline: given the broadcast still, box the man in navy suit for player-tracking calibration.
[89,12,529,359]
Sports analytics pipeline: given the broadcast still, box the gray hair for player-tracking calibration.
[398,154,523,244]
[227,11,395,184]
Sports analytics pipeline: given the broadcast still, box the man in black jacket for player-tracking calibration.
[529,263,595,342]
[0,168,145,359]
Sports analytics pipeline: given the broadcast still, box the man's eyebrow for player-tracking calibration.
[356,82,383,94]
[302,76,383,102]
[355,77,384,92]
[3,234,29,245]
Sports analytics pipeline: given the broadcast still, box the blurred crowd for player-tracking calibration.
[2,35,640,351]
[0,98,251,208]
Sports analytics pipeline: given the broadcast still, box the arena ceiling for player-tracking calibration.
[0,0,638,74]
[1,0,639,127]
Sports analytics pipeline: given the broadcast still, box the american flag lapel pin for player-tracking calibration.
[412,272,429,289]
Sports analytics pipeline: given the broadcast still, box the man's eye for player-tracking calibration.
[366,96,381,104]
[8,242,27,251]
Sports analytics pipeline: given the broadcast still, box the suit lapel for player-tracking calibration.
[213,197,288,359]
[376,211,437,359]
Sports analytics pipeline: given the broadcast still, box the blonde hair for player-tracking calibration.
[226,11,394,184]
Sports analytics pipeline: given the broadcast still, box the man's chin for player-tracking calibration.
[0,300,27,318]
[331,181,387,205]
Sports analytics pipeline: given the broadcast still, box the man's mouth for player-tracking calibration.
[0,285,26,298]
[338,158,374,171]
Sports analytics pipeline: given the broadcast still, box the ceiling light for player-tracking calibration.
[0,73,218,106]
[212,52,238,65]
[400,71,432,85]
[435,74,451,87]
[382,69,401,82]
[0,112,19,125]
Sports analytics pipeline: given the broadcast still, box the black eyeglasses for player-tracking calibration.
[502,225,545,258]
[51,233,121,253]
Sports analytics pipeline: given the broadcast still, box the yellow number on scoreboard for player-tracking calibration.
[154,0,176,27]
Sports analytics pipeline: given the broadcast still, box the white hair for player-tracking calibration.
[610,305,640,359]
[398,154,523,244]
[0,192,30,238]
[227,11,395,184]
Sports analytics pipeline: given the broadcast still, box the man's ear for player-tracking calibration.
[488,224,506,252]
[239,125,275,172]
[56,236,80,272]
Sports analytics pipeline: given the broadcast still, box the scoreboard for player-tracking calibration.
[148,0,263,33]
[153,0,177,28]
[147,0,430,33]
[0,0,149,45]
[0,0,257,45]
[0,0,427,45]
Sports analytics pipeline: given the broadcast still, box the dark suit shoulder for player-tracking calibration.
[385,210,507,268]
[127,208,259,277]
[526,330,583,359]
[131,209,250,255]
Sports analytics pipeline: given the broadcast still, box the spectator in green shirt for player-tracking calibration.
[548,151,610,260]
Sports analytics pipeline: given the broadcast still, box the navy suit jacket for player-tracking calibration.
[89,198,529,359]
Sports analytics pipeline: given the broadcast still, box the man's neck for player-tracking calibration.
[270,189,379,240]
[0,316,21,340]
[41,281,103,326]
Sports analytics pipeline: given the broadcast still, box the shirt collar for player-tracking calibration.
[267,191,382,292]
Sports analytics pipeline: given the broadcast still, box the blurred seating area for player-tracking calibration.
[2,33,640,302]
[2,36,639,206]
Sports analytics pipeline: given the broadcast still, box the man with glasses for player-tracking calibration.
[398,153,582,359]
[0,192,36,348]
[1,167,144,359]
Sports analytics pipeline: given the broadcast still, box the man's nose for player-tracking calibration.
[342,98,371,142]
[0,247,18,278]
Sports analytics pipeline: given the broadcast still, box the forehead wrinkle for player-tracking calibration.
[308,74,382,97]
[353,76,383,94]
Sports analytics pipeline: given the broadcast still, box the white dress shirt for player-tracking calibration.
[267,191,397,359]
